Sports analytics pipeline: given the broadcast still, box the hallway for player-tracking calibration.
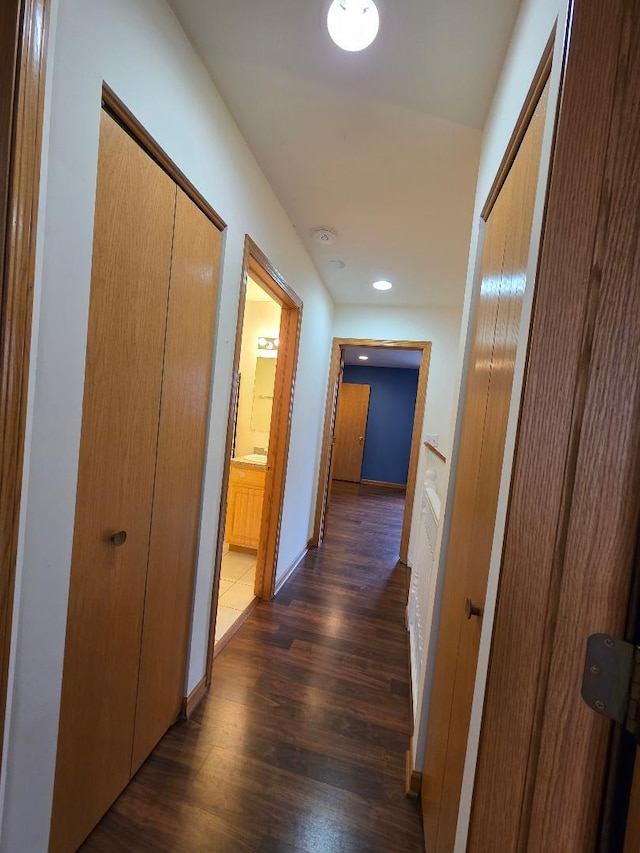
[82,482,423,852]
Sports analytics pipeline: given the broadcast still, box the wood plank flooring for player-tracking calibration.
[82,482,423,852]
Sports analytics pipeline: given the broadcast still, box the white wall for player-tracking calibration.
[333,305,461,456]
[0,0,334,848]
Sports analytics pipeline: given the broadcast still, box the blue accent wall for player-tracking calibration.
[342,365,419,485]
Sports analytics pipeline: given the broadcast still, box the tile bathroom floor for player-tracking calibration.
[214,546,257,644]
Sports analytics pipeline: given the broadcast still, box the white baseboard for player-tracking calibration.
[273,540,311,596]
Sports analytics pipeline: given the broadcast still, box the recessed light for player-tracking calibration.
[372,280,393,291]
[327,0,380,52]
[358,355,369,361]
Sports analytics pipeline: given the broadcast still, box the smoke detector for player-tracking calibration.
[313,228,337,245]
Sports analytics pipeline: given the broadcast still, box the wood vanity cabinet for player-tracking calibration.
[225,462,266,549]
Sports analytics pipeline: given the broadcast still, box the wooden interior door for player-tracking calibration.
[331,382,370,482]
[421,83,548,852]
[465,2,640,846]
[131,188,221,772]
[421,179,506,849]
[50,111,177,853]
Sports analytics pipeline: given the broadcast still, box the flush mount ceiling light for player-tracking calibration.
[358,355,369,360]
[372,279,393,291]
[327,0,380,52]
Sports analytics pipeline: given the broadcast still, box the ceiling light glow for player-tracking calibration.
[327,0,380,52]
[358,355,369,360]
[372,279,393,291]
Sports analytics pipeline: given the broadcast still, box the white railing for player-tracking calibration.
[408,463,441,712]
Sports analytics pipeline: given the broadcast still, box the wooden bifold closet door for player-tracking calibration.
[50,110,221,852]
[132,182,222,772]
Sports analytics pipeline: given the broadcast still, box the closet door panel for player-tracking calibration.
[132,189,221,771]
[50,111,177,853]
[421,179,507,849]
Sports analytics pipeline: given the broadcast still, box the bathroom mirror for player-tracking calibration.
[251,356,277,432]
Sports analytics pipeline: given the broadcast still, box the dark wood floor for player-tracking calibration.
[82,482,423,852]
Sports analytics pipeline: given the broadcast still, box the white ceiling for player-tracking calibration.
[343,346,421,368]
[169,0,521,307]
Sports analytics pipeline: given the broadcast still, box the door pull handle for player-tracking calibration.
[465,598,482,619]
[109,530,127,547]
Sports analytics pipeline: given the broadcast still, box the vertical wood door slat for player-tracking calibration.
[50,111,177,853]
[525,4,640,844]
[331,383,371,482]
[132,188,221,773]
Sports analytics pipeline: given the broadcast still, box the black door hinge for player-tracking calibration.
[582,634,640,743]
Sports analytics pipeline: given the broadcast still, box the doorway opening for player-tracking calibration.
[215,275,281,643]
[207,237,302,672]
[313,338,431,564]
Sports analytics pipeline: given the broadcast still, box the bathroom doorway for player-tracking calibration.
[215,276,280,646]
[207,237,302,669]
